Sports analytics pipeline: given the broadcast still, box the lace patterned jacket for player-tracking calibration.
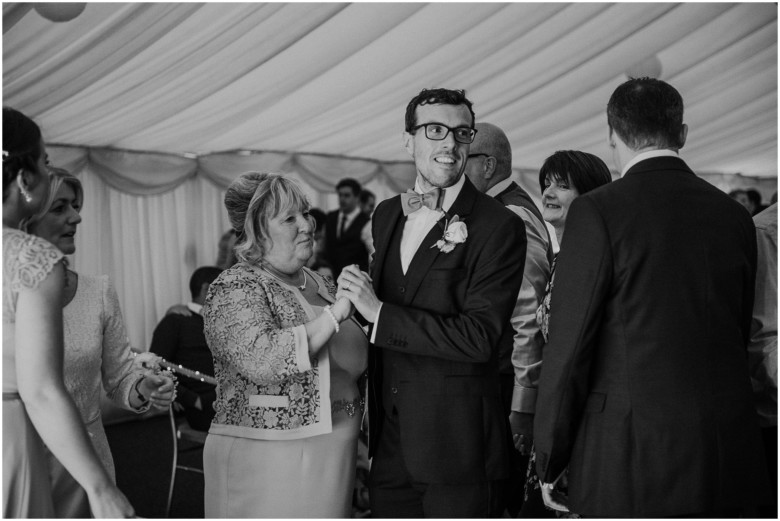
[203,263,337,440]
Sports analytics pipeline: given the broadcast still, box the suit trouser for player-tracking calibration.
[499,373,529,517]
[182,392,216,431]
[369,407,505,518]
[759,426,777,518]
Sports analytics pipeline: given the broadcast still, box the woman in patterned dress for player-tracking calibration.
[522,150,613,517]
[24,168,176,517]
[2,107,134,518]
[202,172,368,518]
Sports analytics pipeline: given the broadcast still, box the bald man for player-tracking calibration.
[464,122,553,516]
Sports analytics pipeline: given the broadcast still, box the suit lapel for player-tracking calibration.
[402,177,479,305]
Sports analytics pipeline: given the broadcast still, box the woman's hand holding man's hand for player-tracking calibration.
[337,265,381,323]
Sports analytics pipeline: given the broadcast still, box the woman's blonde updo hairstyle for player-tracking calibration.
[225,172,312,265]
[22,167,83,232]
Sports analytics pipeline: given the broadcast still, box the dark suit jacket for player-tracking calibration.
[534,156,769,516]
[325,209,370,278]
[368,177,527,484]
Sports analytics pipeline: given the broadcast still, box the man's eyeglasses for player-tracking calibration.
[411,123,477,144]
[467,153,490,160]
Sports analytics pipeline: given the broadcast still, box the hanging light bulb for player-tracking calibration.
[33,3,86,23]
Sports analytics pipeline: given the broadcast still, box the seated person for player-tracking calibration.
[150,266,222,431]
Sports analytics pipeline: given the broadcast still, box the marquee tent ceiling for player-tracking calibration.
[3,2,777,351]
[3,2,778,183]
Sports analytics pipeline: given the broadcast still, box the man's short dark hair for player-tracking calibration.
[404,88,475,133]
[607,77,685,151]
[190,266,223,299]
[336,178,361,196]
[746,189,763,207]
[359,189,375,205]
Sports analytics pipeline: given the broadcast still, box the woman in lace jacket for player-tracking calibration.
[203,172,368,518]
[3,108,134,518]
[24,168,176,517]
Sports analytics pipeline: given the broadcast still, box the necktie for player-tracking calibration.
[400,188,442,216]
[339,214,347,238]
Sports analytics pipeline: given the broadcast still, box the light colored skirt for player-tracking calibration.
[204,413,360,518]
[3,396,55,518]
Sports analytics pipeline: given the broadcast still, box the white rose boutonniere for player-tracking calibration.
[432,215,467,253]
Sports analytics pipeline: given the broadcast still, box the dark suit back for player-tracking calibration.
[325,210,370,278]
[368,178,527,484]
[534,156,768,516]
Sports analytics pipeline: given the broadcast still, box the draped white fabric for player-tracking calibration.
[4,2,778,348]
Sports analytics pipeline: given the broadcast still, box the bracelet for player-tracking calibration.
[133,376,149,404]
[323,305,340,333]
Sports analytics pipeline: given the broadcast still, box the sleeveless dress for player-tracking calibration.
[204,295,368,518]
[2,228,64,518]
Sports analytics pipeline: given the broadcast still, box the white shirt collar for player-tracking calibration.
[486,177,513,198]
[339,206,361,221]
[620,149,679,177]
[413,173,466,213]
[187,302,203,315]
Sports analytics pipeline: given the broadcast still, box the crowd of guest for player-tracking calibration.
[3,76,776,520]
[730,187,774,216]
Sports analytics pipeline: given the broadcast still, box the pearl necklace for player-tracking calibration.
[262,264,307,290]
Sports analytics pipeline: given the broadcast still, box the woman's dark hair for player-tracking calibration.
[3,107,43,195]
[538,150,613,196]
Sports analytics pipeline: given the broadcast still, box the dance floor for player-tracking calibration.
[105,414,205,518]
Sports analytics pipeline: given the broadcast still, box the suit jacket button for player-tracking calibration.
[391,387,398,394]
[399,286,405,293]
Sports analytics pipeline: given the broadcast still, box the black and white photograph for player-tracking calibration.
[2,2,777,518]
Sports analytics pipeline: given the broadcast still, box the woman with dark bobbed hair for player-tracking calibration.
[2,107,134,517]
[538,150,615,247]
[523,150,613,517]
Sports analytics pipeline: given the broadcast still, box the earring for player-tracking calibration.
[16,173,32,203]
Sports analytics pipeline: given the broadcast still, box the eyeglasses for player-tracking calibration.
[411,123,477,144]
[467,153,490,160]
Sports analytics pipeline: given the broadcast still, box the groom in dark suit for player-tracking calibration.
[533,77,770,517]
[337,88,526,517]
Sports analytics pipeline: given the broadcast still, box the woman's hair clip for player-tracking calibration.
[2,150,8,162]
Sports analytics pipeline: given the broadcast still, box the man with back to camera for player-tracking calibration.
[325,178,373,279]
[336,88,527,517]
[533,77,771,517]
[464,122,552,516]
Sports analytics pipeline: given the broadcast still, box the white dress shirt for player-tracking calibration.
[337,206,374,256]
[369,174,466,342]
[620,149,679,177]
